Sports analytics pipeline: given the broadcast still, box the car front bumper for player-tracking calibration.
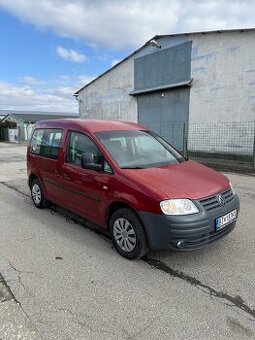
[138,194,240,251]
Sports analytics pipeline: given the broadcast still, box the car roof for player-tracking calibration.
[34,119,146,134]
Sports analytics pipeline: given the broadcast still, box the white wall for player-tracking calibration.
[79,58,137,122]
[190,31,255,123]
[78,36,188,123]
[188,31,255,155]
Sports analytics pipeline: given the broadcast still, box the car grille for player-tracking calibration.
[183,222,235,250]
[199,188,235,211]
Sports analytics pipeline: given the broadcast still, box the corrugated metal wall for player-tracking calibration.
[135,42,192,152]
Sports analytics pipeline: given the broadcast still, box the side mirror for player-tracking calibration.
[81,152,102,171]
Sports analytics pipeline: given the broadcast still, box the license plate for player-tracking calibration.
[215,210,237,231]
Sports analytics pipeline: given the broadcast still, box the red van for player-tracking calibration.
[27,119,239,259]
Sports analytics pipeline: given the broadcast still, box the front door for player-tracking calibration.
[61,130,111,226]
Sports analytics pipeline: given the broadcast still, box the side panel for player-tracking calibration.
[135,42,192,91]
[37,156,65,205]
[61,163,106,226]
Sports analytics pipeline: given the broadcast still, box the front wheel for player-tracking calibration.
[31,178,49,209]
[109,208,148,259]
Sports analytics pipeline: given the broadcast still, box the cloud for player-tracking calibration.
[0,74,95,112]
[0,81,76,112]
[18,75,45,85]
[56,46,87,63]
[0,0,254,50]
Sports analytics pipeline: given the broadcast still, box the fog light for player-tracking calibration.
[177,241,185,248]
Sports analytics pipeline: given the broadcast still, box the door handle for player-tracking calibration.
[63,173,71,180]
[54,170,61,177]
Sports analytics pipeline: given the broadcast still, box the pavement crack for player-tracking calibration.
[0,181,29,198]
[8,259,42,279]
[0,270,30,320]
[126,316,158,340]
[144,257,255,320]
[6,259,44,322]
[0,272,14,303]
[50,307,106,334]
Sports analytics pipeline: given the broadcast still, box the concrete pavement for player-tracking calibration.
[0,142,254,340]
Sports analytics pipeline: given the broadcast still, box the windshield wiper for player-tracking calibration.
[178,157,187,163]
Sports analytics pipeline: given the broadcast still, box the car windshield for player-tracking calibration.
[96,130,185,169]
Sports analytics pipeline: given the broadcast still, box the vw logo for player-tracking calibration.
[218,195,226,206]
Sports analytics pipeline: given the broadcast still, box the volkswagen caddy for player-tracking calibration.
[27,119,240,259]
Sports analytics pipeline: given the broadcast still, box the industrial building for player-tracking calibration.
[0,110,78,142]
[75,28,255,167]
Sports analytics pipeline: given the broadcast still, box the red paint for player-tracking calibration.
[27,119,231,228]
[122,160,230,200]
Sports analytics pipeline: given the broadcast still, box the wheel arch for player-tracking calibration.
[28,173,46,197]
[107,202,149,258]
[28,173,38,189]
[106,202,149,242]
[106,201,134,226]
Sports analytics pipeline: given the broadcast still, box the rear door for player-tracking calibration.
[61,130,112,226]
[29,128,65,205]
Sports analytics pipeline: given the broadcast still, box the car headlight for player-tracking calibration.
[160,199,199,215]
[229,182,235,195]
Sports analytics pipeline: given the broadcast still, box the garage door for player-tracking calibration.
[134,41,192,153]
[138,88,189,152]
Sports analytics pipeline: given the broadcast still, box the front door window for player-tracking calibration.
[65,131,112,173]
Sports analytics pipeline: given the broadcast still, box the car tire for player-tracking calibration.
[109,208,148,259]
[31,178,49,209]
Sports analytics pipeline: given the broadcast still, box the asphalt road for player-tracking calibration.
[0,142,255,340]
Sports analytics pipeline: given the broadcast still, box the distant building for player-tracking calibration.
[75,28,255,161]
[0,110,78,141]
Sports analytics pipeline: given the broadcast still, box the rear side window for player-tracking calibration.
[30,128,63,159]
[41,130,62,159]
[31,129,44,155]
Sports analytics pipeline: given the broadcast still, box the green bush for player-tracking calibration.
[0,120,17,128]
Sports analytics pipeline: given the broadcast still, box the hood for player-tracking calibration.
[122,160,230,200]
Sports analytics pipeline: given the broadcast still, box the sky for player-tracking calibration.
[0,0,255,113]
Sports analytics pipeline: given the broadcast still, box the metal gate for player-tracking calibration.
[133,41,192,153]
[138,88,189,152]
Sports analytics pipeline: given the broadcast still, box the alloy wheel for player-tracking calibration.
[32,183,41,205]
[113,218,137,253]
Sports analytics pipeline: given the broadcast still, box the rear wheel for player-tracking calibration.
[31,178,49,209]
[109,208,148,259]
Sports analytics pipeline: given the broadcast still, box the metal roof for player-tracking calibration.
[0,110,78,123]
[74,27,255,95]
